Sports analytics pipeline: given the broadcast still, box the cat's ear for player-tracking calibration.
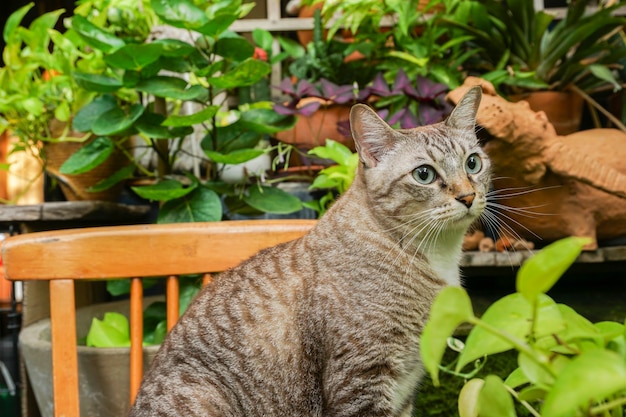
[350,104,398,168]
[445,85,482,131]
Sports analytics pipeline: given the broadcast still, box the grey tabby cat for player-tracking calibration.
[130,86,489,417]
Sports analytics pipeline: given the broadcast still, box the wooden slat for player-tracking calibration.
[49,279,80,417]
[166,276,179,331]
[202,273,213,286]
[129,278,143,404]
[2,220,316,281]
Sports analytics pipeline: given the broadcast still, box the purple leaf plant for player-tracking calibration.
[273,69,452,130]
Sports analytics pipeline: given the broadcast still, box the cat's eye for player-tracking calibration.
[412,165,437,184]
[465,154,482,174]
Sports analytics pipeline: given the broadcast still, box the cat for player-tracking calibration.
[129,85,490,417]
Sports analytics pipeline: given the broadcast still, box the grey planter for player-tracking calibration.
[20,297,161,417]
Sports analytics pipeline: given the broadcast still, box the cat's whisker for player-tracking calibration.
[487,202,554,218]
[487,184,562,200]
[478,211,536,268]
[483,205,544,241]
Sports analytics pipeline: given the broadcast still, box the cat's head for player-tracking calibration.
[349,86,490,238]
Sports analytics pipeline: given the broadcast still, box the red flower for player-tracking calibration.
[253,47,268,62]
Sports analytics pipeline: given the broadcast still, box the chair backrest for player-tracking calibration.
[2,219,316,417]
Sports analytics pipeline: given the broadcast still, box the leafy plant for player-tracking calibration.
[304,139,358,215]
[439,0,626,95]
[422,236,626,416]
[274,69,451,130]
[0,3,99,200]
[306,0,470,88]
[59,0,302,221]
[85,277,201,347]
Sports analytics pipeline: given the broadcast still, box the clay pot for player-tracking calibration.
[44,139,129,202]
[509,91,584,136]
[275,98,355,167]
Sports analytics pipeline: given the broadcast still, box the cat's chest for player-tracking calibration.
[423,236,463,286]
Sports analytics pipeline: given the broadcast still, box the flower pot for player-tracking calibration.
[275,99,354,166]
[19,298,161,417]
[509,91,584,136]
[43,139,129,202]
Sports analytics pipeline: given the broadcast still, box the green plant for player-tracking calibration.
[439,0,626,95]
[85,277,201,347]
[0,3,99,200]
[306,0,470,88]
[304,139,358,215]
[61,0,303,221]
[422,236,626,417]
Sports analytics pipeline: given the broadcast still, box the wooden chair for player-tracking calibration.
[2,219,316,417]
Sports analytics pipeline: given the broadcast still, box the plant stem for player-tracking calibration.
[589,395,626,416]
[569,85,626,133]
[503,384,541,417]
[469,317,557,379]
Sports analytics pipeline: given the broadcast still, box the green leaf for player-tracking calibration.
[151,0,208,30]
[71,15,125,53]
[477,375,516,417]
[73,72,123,93]
[208,59,271,89]
[179,280,200,315]
[516,237,591,302]
[238,108,296,134]
[59,136,115,175]
[457,293,564,372]
[252,29,273,52]
[552,304,601,351]
[162,105,218,127]
[421,286,474,386]
[104,278,160,297]
[4,3,33,43]
[541,350,626,417]
[157,187,222,223]
[215,37,254,62]
[136,76,207,100]
[86,312,130,347]
[132,179,196,202]
[104,43,165,71]
[88,164,135,193]
[504,367,529,389]
[589,64,622,92]
[72,95,118,132]
[135,112,193,139]
[309,139,355,166]
[243,185,303,214]
[143,301,166,332]
[205,149,265,165]
[458,378,483,417]
[92,104,144,136]
[195,15,238,38]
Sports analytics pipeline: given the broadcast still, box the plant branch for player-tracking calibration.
[569,85,626,133]
[469,317,557,379]
[503,384,542,417]
[589,395,626,415]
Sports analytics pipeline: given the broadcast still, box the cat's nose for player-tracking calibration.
[455,192,475,208]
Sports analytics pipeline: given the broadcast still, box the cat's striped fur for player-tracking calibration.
[130,86,489,417]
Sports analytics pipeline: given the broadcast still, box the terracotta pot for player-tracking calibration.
[509,91,584,136]
[275,99,355,167]
[43,139,129,202]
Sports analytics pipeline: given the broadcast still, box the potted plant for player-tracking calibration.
[439,0,626,134]
[0,3,124,201]
[57,0,308,222]
[271,2,462,166]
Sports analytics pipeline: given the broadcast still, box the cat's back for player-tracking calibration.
[131,236,323,416]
